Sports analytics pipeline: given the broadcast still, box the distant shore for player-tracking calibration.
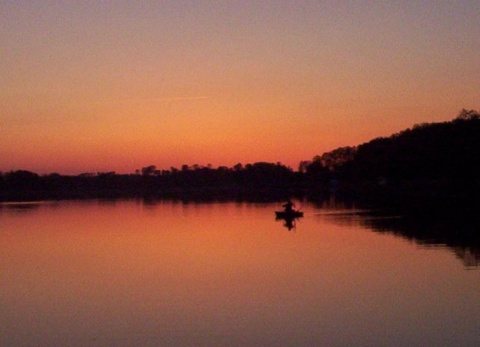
[1,173,478,208]
[3,112,479,206]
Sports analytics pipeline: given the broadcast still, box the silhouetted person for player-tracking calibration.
[283,200,295,213]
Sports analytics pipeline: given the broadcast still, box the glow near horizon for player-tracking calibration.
[1,1,479,174]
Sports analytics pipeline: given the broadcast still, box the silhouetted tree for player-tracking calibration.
[2,110,479,202]
[299,109,480,196]
[5,170,40,190]
[305,157,329,184]
[141,165,158,176]
[298,161,310,173]
[456,108,480,121]
[320,146,357,171]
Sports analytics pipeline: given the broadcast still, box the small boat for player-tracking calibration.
[275,210,304,219]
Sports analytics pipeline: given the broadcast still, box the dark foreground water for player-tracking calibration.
[1,200,479,346]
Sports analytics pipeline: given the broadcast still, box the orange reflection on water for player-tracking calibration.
[1,200,479,346]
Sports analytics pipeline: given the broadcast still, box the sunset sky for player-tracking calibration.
[1,1,479,174]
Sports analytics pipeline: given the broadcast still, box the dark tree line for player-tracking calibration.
[302,109,480,187]
[1,109,479,202]
[0,162,301,201]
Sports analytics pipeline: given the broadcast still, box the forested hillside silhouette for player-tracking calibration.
[1,109,479,202]
[0,162,300,201]
[301,109,480,201]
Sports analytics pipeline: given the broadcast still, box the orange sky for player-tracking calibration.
[1,1,479,174]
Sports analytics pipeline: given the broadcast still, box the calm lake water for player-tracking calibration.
[1,199,479,346]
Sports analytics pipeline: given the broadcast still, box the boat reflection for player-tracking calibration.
[275,213,304,231]
[276,215,298,230]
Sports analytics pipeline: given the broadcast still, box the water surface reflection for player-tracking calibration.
[1,199,479,346]
[316,202,480,269]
